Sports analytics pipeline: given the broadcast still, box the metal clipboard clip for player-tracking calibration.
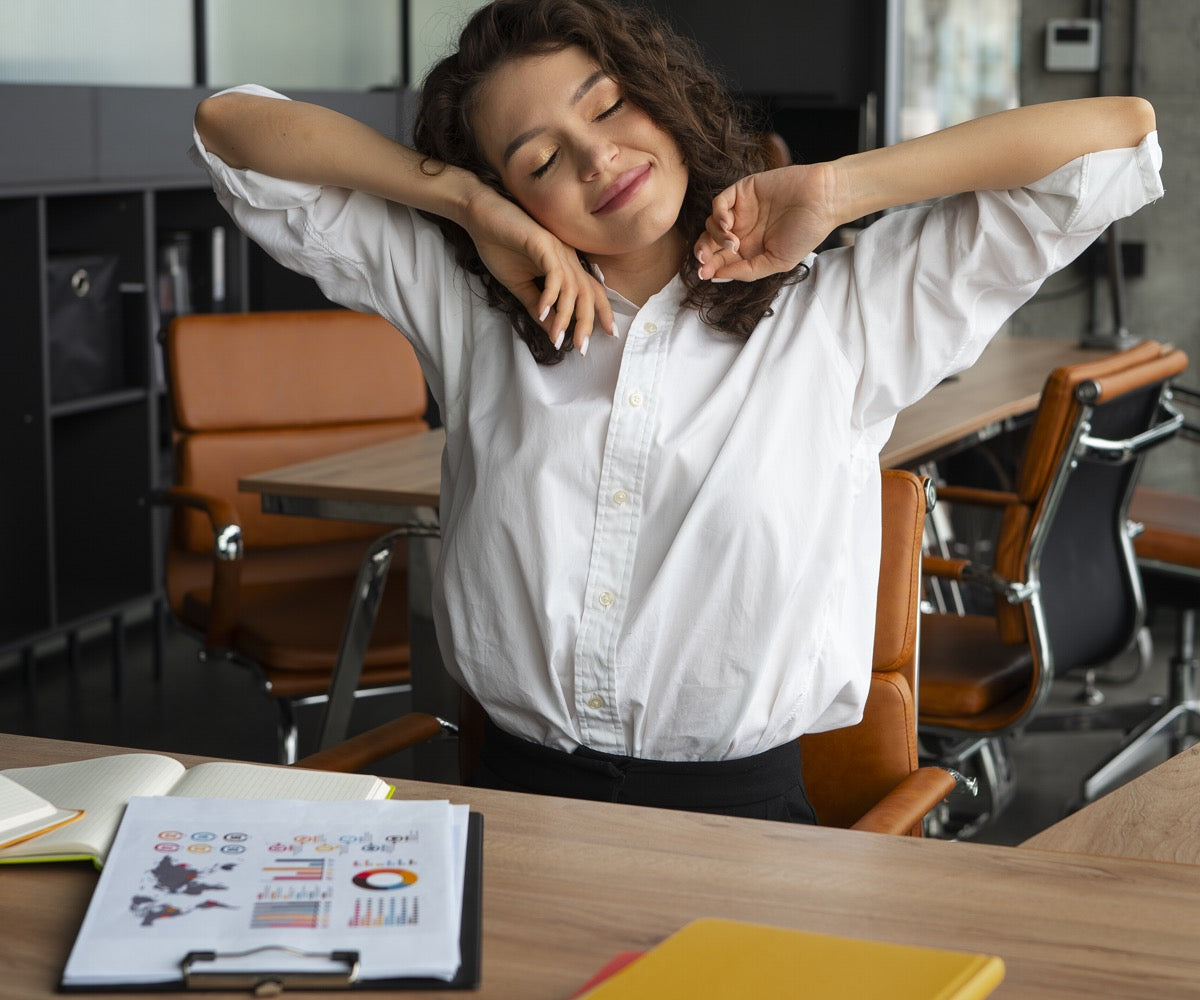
[181,946,361,994]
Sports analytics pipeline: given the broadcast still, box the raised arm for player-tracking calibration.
[696,96,1157,282]
[195,91,612,348]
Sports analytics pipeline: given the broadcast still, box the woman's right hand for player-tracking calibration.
[463,187,613,354]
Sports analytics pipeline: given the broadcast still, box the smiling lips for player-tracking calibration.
[592,163,651,214]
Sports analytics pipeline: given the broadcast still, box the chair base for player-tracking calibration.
[1035,608,1200,803]
[1078,700,1200,802]
[1025,695,1167,735]
[920,734,1016,839]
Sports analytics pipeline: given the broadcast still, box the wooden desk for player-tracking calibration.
[240,426,444,522]
[884,336,1102,468]
[7,734,1200,999]
[1022,742,1200,865]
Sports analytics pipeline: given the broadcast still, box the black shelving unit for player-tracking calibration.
[0,83,404,680]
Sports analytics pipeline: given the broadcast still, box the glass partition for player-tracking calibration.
[206,0,400,91]
[899,0,1020,141]
[0,0,193,86]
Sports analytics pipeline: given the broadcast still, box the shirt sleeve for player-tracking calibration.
[188,84,472,396]
[812,131,1165,431]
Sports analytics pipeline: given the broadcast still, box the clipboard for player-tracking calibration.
[60,812,483,993]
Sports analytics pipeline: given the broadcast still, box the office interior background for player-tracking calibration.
[0,1,1197,841]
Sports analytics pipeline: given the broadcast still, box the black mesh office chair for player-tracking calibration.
[917,341,1188,834]
[1073,385,1200,800]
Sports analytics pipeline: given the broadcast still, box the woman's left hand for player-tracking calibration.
[694,163,840,282]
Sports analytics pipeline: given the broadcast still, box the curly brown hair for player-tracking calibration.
[412,0,806,364]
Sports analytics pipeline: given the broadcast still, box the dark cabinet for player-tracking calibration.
[0,83,404,661]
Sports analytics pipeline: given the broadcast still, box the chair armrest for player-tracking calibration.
[849,767,958,836]
[922,556,970,582]
[922,556,1037,605]
[295,713,450,773]
[154,486,244,648]
[156,487,243,556]
[932,485,1019,509]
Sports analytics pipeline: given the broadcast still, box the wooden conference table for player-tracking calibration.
[7,732,1200,999]
[1023,739,1200,865]
[239,334,1109,748]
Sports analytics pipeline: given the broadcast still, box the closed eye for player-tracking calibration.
[596,97,624,121]
[530,97,622,179]
[531,150,558,180]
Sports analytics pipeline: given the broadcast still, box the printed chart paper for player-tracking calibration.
[62,796,468,986]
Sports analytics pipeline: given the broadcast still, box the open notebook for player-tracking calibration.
[0,753,392,866]
[0,774,84,849]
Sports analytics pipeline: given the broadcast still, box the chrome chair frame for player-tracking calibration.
[922,378,1183,828]
[1060,385,1200,800]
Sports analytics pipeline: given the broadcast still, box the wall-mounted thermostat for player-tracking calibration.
[1045,18,1101,72]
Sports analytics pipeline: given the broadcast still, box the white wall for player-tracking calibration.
[1011,0,1200,493]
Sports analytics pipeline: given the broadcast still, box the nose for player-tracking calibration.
[578,135,619,181]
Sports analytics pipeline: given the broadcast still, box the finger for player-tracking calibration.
[694,235,730,280]
[509,282,555,338]
[537,271,561,328]
[572,293,596,355]
[709,251,790,283]
[698,244,746,281]
[550,279,577,353]
[591,277,616,336]
[708,187,736,234]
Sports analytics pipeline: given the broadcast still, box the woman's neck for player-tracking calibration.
[591,228,688,306]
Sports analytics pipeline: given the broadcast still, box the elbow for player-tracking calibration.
[1120,95,1157,141]
[194,94,231,142]
[194,93,248,168]
[1131,95,1157,135]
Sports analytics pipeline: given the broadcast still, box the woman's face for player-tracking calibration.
[472,45,689,266]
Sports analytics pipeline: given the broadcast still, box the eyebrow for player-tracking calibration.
[500,69,608,167]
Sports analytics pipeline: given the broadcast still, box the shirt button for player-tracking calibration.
[598,590,615,608]
[628,391,644,408]
[642,321,658,335]
[612,489,629,505]
[586,694,606,710]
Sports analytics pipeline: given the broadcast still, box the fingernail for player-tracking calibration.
[539,306,550,322]
[711,277,732,284]
[579,336,590,357]
[553,329,565,350]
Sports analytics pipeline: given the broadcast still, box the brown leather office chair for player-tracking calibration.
[800,469,958,834]
[917,340,1188,833]
[159,309,429,763]
[298,470,957,837]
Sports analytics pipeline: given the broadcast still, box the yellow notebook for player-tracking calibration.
[577,917,1004,999]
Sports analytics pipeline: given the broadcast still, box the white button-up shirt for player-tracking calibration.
[193,86,1163,760]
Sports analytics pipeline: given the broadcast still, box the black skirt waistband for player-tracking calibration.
[470,717,816,823]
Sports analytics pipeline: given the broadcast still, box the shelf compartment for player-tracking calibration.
[52,401,154,623]
[0,196,53,642]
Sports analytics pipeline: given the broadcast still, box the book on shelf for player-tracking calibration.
[0,753,393,867]
[573,918,1005,1000]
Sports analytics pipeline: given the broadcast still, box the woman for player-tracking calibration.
[192,0,1160,821]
